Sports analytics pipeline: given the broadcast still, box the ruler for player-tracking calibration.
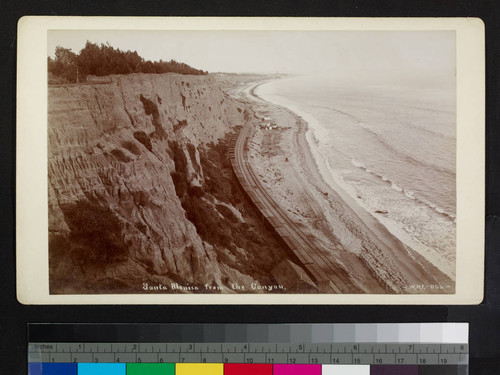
[29,342,469,366]
[27,323,469,374]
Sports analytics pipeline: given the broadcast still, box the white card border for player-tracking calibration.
[16,16,485,304]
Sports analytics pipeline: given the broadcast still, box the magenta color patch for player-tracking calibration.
[273,364,322,375]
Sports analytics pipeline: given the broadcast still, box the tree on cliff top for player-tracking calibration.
[48,46,79,83]
[48,41,207,84]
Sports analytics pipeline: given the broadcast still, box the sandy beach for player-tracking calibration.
[237,79,454,294]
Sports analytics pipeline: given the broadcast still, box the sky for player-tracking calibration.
[48,30,455,77]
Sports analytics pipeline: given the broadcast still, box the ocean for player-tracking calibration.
[256,74,456,279]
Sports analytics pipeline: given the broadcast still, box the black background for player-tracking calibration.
[2,1,499,374]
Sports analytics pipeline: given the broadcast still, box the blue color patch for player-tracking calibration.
[28,363,77,375]
[78,363,126,375]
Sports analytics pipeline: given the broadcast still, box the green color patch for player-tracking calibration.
[126,363,175,375]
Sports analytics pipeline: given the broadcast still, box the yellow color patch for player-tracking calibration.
[175,363,224,375]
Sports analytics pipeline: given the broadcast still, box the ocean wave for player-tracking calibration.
[315,104,455,180]
[350,158,456,221]
[391,182,403,192]
[351,159,365,168]
[404,190,416,199]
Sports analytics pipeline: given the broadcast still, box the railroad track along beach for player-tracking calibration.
[229,105,360,294]
[225,79,453,295]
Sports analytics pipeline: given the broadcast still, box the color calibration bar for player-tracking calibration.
[28,363,467,375]
[28,324,468,375]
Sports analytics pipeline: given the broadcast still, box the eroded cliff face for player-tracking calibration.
[48,73,287,293]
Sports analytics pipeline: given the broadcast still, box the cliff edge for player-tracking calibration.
[48,73,288,294]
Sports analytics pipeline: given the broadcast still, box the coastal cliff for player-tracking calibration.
[48,73,288,293]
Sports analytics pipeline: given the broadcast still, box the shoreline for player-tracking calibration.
[253,78,456,281]
[241,78,454,294]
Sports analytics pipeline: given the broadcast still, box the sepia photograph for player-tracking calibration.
[45,29,457,295]
[16,17,485,303]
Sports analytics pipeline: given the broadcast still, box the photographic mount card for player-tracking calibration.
[16,17,485,304]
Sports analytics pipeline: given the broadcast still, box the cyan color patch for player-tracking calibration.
[77,363,126,375]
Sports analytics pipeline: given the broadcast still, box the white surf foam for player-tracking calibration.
[255,77,456,279]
